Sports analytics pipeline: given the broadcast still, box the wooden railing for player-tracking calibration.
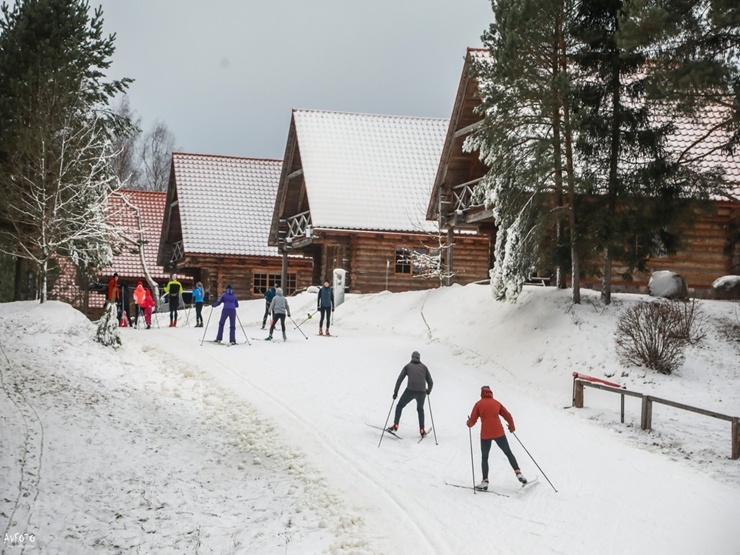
[286,211,312,242]
[573,375,739,460]
[451,178,484,212]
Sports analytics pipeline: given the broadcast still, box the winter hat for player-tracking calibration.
[411,351,421,362]
[226,284,232,291]
[481,385,493,398]
[137,281,142,286]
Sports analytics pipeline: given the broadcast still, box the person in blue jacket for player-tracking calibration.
[261,284,277,329]
[212,284,239,345]
[193,281,205,327]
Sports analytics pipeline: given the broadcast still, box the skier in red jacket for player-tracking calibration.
[467,385,527,490]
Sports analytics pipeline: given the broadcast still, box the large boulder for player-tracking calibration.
[648,270,688,299]
[711,275,740,300]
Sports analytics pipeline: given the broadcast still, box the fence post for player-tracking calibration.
[574,380,584,408]
[641,396,653,430]
[732,417,739,460]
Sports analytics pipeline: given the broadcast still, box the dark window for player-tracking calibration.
[395,247,411,274]
[253,272,297,295]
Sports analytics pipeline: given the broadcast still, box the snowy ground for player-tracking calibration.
[1,284,739,554]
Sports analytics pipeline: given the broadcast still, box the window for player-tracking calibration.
[395,246,430,276]
[253,272,297,295]
[395,247,411,274]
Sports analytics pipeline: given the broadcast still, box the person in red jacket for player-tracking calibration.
[141,289,156,330]
[467,385,527,490]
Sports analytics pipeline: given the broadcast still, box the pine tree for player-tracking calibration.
[469,0,582,303]
[0,0,131,301]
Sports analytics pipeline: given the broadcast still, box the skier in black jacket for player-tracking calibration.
[317,279,334,335]
[388,351,433,437]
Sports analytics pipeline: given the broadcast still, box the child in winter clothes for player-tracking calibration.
[467,386,527,490]
[141,289,156,329]
[212,284,239,345]
[266,287,290,340]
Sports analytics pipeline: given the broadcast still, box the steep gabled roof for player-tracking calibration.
[288,109,448,232]
[169,152,283,257]
[106,189,169,279]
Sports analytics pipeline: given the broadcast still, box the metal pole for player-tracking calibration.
[378,398,396,448]
[426,394,438,445]
[199,306,213,346]
[468,422,476,495]
[288,316,308,340]
[235,311,251,346]
[294,310,317,330]
[511,432,558,492]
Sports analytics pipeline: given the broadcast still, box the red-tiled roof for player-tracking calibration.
[103,189,170,280]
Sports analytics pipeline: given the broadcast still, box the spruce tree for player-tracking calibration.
[0,0,131,301]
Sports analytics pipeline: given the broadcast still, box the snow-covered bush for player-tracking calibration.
[615,301,692,374]
[648,270,688,299]
[96,302,121,348]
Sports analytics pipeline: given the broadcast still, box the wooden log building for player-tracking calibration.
[158,153,313,301]
[268,109,490,293]
[429,48,740,294]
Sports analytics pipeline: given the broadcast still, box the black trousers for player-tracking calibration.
[394,389,426,429]
[319,306,332,328]
[481,436,520,480]
[269,313,286,335]
[262,300,271,326]
[195,302,204,325]
[169,300,178,322]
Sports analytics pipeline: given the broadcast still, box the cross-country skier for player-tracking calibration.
[387,351,433,438]
[467,385,527,490]
[261,284,276,329]
[193,281,205,327]
[266,287,290,341]
[212,284,239,345]
[317,279,334,335]
[163,274,183,327]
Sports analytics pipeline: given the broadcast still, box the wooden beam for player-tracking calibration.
[287,168,303,180]
[453,120,483,138]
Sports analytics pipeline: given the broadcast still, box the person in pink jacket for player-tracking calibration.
[141,289,156,329]
[467,385,527,490]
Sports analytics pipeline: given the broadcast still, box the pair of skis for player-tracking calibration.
[366,423,432,444]
[445,476,539,497]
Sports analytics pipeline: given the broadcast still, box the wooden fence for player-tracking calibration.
[573,376,740,460]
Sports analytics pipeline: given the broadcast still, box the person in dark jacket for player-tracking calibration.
[317,279,334,335]
[387,351,433,437]
[163,274,183,327]
[266,287,290,341]
[193,281,205,327]
[467,386,527,490]
[261,284,277,329]
[212,284,239,345]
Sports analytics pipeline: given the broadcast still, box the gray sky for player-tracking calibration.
[96,1,493,160]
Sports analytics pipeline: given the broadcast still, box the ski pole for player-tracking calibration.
[200,306,213,346]
[378,397,396,448]
[468,420,476,495]
[235,311,251,346]
[511,431,558,492]
[288,315,308,340]
[294,310,318,330]
[426,393,438,445]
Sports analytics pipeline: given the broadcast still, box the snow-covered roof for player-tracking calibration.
[106,190,169,280]
[293,110,448,232]
[172,153,282,257]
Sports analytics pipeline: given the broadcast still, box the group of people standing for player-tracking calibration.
[388,351,528,490]
[106,273,156,329]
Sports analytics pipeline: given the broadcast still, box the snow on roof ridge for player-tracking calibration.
[172,151,282,164]
[292,108,447,123]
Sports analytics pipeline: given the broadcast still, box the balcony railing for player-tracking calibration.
[286,211,312,242]
[451,177,484,212]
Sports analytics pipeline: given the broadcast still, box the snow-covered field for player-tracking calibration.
[1,284,739,554]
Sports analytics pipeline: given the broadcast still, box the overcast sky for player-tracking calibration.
[96,1,493,160]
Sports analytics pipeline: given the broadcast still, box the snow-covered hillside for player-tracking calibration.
[1,285,739,554]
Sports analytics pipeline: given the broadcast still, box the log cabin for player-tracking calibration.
[158,153,313,301]
[267,109,491,293]
[428,48,740,295]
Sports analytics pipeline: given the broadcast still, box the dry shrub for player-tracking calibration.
[615,300,700,374]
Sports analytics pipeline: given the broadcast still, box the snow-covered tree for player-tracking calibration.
[95,300,121,348]
[0,0,131,301]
